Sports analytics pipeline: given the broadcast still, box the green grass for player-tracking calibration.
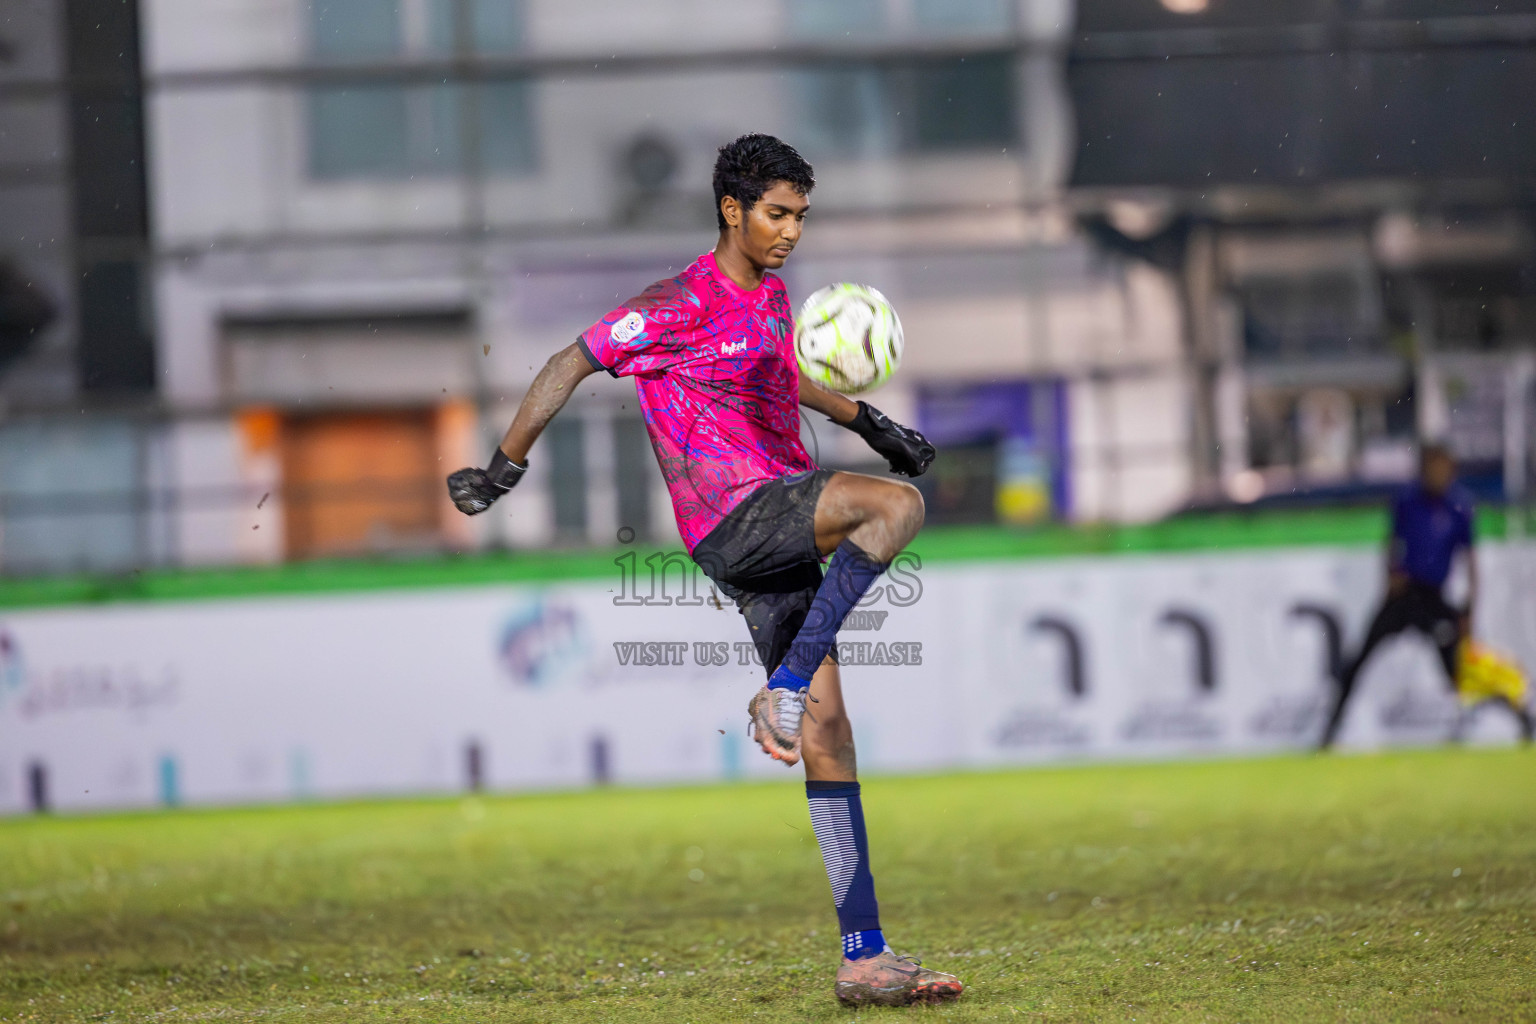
[2,749,1533,1022]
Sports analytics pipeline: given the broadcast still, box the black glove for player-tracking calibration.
[842,401,936,477]
[447,449,527,515]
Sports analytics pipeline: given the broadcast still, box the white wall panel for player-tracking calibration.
[2,543,1529,815]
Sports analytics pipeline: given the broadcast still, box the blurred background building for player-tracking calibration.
[0,0,1533,574]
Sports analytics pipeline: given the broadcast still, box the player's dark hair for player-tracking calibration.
[713,133,814,231]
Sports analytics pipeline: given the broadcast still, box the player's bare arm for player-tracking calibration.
[798,370,859,424]
[446,342,597,516]
[799,371,935,478]
[1386,532,1408,595]
[796,369,936,559]
[497,343,598,462]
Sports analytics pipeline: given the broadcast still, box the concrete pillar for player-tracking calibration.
[1180,225,1224,501]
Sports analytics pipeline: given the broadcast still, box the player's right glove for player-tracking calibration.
[843,401,937,478]
[447,449,527,515]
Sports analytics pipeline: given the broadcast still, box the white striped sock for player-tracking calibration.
[808,796,859,906]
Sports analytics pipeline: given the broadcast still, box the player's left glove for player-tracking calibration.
[842,401,936,478]
[447,448,527,515]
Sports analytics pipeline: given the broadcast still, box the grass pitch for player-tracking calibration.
[2,749,1533,1022]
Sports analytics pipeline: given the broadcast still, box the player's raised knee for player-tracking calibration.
[889,480,924,534]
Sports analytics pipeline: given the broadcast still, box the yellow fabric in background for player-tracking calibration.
[1456,639,1530,707]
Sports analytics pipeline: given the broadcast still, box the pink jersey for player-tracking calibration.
[579,252,817,551]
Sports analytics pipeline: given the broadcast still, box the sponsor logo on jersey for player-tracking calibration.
[610,311,646,345]
[720,340,748,356]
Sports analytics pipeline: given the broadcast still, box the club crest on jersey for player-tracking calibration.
[720,339,748,356]
[610,311,646,345]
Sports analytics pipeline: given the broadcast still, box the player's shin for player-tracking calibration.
[806,780,884,959]
[770,540,886,690]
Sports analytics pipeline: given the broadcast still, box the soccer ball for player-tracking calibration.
[794,283,903,394]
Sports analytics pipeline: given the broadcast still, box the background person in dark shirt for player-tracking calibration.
[1320,443,1475,749]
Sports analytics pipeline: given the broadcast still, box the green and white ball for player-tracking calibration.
[794,282,903,394]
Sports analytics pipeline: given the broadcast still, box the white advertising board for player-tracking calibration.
[1,543,1531,814]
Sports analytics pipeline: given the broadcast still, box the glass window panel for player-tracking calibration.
[793,55,1015,158]
[472,0,525,52]
[427,0,456,51]
[790,66,892,158]
[416,82,463,173]
[311,0,401,58]
[1241,276,1382,361]
[428,0,523,53]
[308,81,536,179]
[613,417,652,541]
[906,54,1016,151]
[912,0,1013,34]
[546,419,587,539]
[785,0,885,35]
[0,419,143,573]
[308,85,410,178]
[477,80,539,173]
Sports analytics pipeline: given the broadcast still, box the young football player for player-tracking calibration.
[447,133,961,1006]
[1322,442,1532,746]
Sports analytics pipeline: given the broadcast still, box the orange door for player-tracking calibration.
[282,411,439,558]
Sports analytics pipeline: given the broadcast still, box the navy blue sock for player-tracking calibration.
[843,928,886,960]
[769,540,887,689]
[806,780,883,960]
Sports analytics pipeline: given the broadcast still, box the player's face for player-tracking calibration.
[1422,452,1456,495]
[732,182,809,270]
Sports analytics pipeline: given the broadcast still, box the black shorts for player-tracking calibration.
[692,469,836,678]
[1357,580,1464,685]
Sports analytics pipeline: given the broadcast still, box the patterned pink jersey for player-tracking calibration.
[579,252,817,551]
